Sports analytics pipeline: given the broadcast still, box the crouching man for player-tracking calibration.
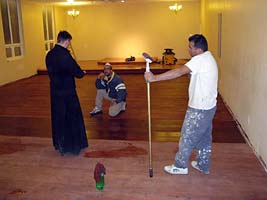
[90,63,127,117]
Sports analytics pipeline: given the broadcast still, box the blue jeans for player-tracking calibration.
[174,106,217,173]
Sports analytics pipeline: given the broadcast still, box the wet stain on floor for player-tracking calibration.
[0,138,46,155]
[0,140,26,155]
[84,143,147,158]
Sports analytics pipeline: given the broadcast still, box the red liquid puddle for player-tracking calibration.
[0,139,46,155]
[84,143,147,158]
[0,140,26,155]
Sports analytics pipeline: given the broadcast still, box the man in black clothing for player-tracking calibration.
[45,31,88,155]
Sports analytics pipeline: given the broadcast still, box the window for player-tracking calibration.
[42,6,55,52]
[0,0,23,59]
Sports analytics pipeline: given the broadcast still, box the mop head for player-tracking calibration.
[94,162,106,182]
[142,52,153,62]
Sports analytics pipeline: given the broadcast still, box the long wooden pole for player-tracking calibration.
[144,54,153,178]
[147,80,153,177]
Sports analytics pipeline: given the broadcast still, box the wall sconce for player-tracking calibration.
[169,3,182,14]
[67,9,80,18]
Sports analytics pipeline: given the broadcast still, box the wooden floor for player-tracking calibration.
[1,73,267,200]
[0,74,244,143]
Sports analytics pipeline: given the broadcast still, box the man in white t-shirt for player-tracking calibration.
[144,34,218,175]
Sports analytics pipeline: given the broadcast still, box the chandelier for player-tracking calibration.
[169,3,182,14]
[67,9,80,17]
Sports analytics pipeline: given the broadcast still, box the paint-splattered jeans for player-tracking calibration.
[174,106,217,173]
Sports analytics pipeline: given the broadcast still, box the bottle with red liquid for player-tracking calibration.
[94,162,106,191]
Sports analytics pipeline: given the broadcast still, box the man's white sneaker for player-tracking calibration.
[191,161,209,174]
[90,106,103,116]
[164,164,188,175]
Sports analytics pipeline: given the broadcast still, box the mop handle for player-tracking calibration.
[147,82,153,177]
[142,52,153,177]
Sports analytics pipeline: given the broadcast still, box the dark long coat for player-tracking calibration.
[45,44,88,155]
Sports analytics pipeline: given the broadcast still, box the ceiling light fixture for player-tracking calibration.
[67,9,80,18]
[169,3,182,14]
[66,0,80,18]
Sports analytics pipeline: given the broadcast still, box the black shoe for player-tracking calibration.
[73,150,80,155]
[59,149,65,156]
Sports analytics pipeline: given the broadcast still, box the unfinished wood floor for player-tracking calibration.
[1,136,267,200]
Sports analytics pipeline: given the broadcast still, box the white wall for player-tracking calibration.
[202,0,267,167]
[65,1,200,60]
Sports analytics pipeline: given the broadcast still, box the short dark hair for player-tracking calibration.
[188,34,208,52]
[57,31,72,43]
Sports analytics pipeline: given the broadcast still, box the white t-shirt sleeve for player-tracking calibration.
[185,54,209,74]
[185,56,199,73]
